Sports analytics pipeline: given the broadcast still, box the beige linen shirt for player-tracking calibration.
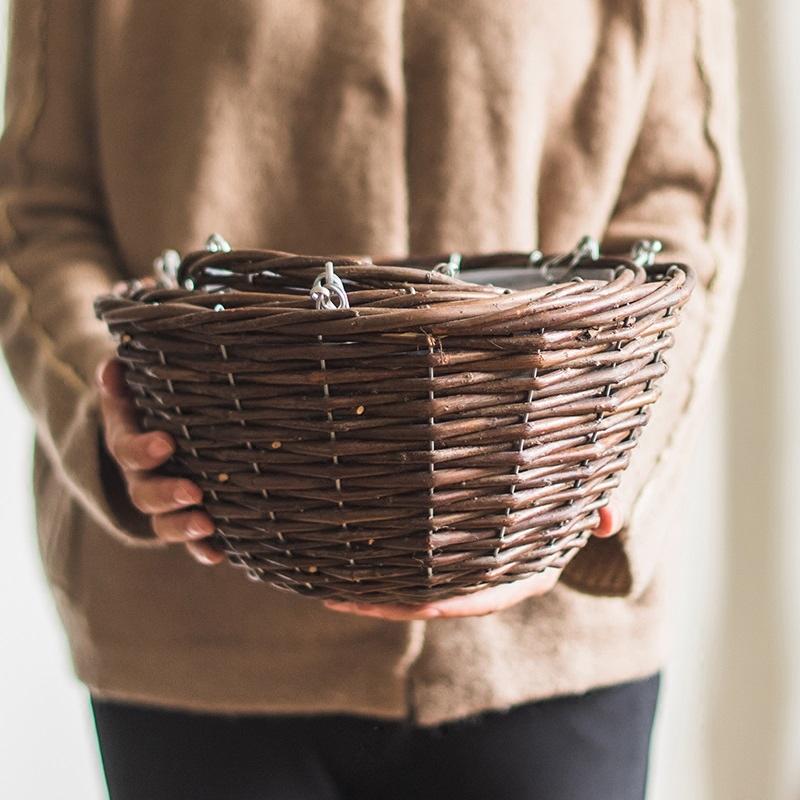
[0,0,745,725]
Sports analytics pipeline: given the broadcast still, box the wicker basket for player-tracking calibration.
[94,235,695,605]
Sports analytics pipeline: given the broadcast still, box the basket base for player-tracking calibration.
[217,531,588,606]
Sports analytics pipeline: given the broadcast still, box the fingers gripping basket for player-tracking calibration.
[94,235,695,605]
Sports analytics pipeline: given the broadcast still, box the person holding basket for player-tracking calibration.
[0,1,745,798]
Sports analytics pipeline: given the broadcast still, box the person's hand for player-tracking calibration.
[323,504,623,621]
[95,354,224,566]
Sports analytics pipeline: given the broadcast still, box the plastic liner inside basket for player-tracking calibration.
[461,264,619,291]
[93,234,695,606]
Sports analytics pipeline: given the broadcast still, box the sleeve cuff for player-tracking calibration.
[560,535,633,596]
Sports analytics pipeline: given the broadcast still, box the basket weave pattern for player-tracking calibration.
[94,240,695,604]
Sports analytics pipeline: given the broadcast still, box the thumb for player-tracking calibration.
[95,355,129,398]
[593,503,623,538]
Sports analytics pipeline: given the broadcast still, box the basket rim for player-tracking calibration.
[94,243,696,334]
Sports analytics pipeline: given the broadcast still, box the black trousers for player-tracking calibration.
[90,673,660,800]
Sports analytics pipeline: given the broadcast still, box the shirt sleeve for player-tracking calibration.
[560,0,747,597]
[0,0,162,547]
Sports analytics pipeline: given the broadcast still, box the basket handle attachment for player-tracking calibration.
[310,261,350,309]
[629,238,663,268]
[153,233,233,290]
[205,233,232,254]
[431,252,463,278]
[536,234,600,283]
[153,248,182,288]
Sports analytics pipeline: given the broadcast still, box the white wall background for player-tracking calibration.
[0,3,108,798]
[0,1,797,798]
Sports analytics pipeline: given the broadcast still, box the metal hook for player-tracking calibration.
[630,239,663,268]
[205,233,232,253]
[310,261,350,309]
[153,248,182,287]
[526,250,544,268]
[432,252,462,278]
[537,235,600,283]
[569,235,600,266]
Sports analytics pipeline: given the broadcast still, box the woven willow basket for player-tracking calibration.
[94,235,695,605]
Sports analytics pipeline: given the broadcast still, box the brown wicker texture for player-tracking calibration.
[93,237,695,605]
